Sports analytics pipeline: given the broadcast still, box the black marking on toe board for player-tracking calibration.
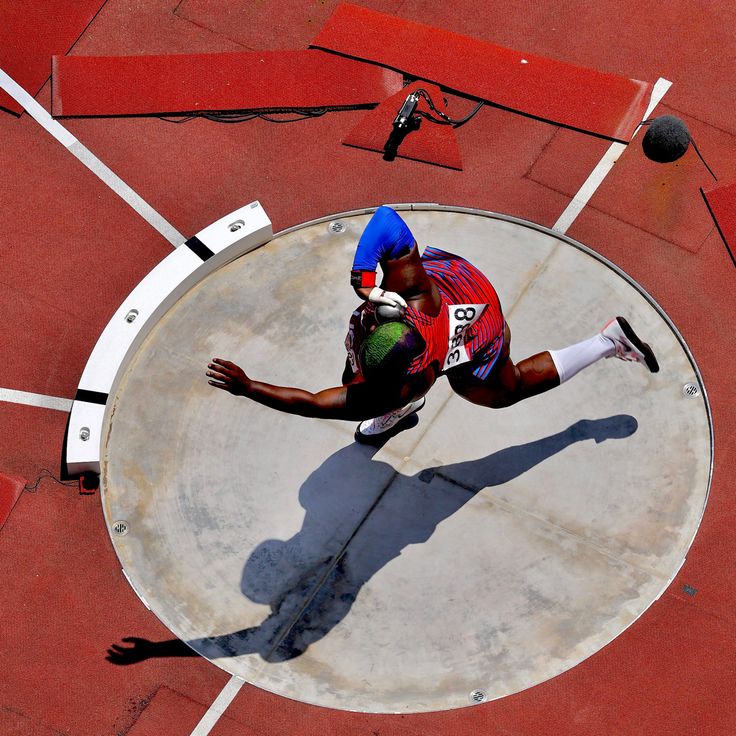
[74,389,109,405]
[185,235,215,261]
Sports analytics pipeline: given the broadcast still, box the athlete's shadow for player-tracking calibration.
[107,415,637,665]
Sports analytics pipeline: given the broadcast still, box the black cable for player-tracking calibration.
[701,186,736,270]
[202,112,259,123]
[158,115,199,123]
[414,88,484,127]
[157,96,480,128]
[158,108,329,124]
[689,137,718,182]
[258,109,328,123]
[24,469,78,493]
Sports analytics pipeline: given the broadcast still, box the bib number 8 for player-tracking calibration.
[454,307,476,322]
[443,303,487,372]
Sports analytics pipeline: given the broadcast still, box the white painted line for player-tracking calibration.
[189,676,245,736]
[0,388,72,412]
[552,77,672,234]
[0,67,184,247]
[0,68,77,146]
[70,141,184,246]
[641,77,675,122]
[552,140,626,234]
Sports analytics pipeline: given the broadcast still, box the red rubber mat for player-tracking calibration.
[175,0,405,52]
[0,473,25,531]
[702,180,736,267]
[0,0,106,116]
[51,49,403,117]
[312,3,653,142]
[125,687,259,736]
[343,82,463,170]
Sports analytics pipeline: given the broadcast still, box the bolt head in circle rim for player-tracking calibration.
[469,689,488,703]
[682,383,700,398]
[112,520,129,536]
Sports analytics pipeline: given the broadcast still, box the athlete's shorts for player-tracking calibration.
[446,321,511,384]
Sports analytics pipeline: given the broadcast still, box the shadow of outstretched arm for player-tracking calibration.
[106,637,197,664]
[106,625,275,664]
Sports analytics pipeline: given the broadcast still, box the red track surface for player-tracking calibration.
[0,0,105,114]
[312,3,652,141]
[2,1,735,734]
[702,179,736,267]
[52,49,403,117]
[342,81,464,170]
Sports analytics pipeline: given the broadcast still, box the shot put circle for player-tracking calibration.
[102,207,711,713]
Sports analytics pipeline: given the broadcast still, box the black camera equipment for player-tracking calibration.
[383,91,422,161]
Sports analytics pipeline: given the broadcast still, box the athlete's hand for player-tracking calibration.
[368,286,407,310]
[207,358,250,396]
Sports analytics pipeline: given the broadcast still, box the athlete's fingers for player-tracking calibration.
[208,362,238,380]
[208,358,248,395]
[207,370,230,382]
[368,287,407,309]
[209,381,228,390]
[207,366,232,386]
[212,357,237,370]
[206,372,227,385]
[391,292,408,308]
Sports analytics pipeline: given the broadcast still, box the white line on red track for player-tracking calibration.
[189,676,245,736]
[0,388,72,412]
[0,68,184,247]
[552,77,672,234]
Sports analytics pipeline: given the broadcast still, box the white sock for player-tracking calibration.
[548,333,616,384]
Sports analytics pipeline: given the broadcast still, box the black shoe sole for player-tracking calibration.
[616,317,659,373]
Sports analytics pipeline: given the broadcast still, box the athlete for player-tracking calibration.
[207,206,659,441]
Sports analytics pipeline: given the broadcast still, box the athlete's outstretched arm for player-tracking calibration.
[206,358,432,421]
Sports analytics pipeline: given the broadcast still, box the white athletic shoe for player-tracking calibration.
[355,397,426,442]
[601,317,659,373]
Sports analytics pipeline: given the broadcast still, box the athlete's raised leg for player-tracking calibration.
[448,324,557,408]
[448,317,658,409]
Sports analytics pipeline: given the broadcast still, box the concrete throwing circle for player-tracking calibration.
[102,207,711,713]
